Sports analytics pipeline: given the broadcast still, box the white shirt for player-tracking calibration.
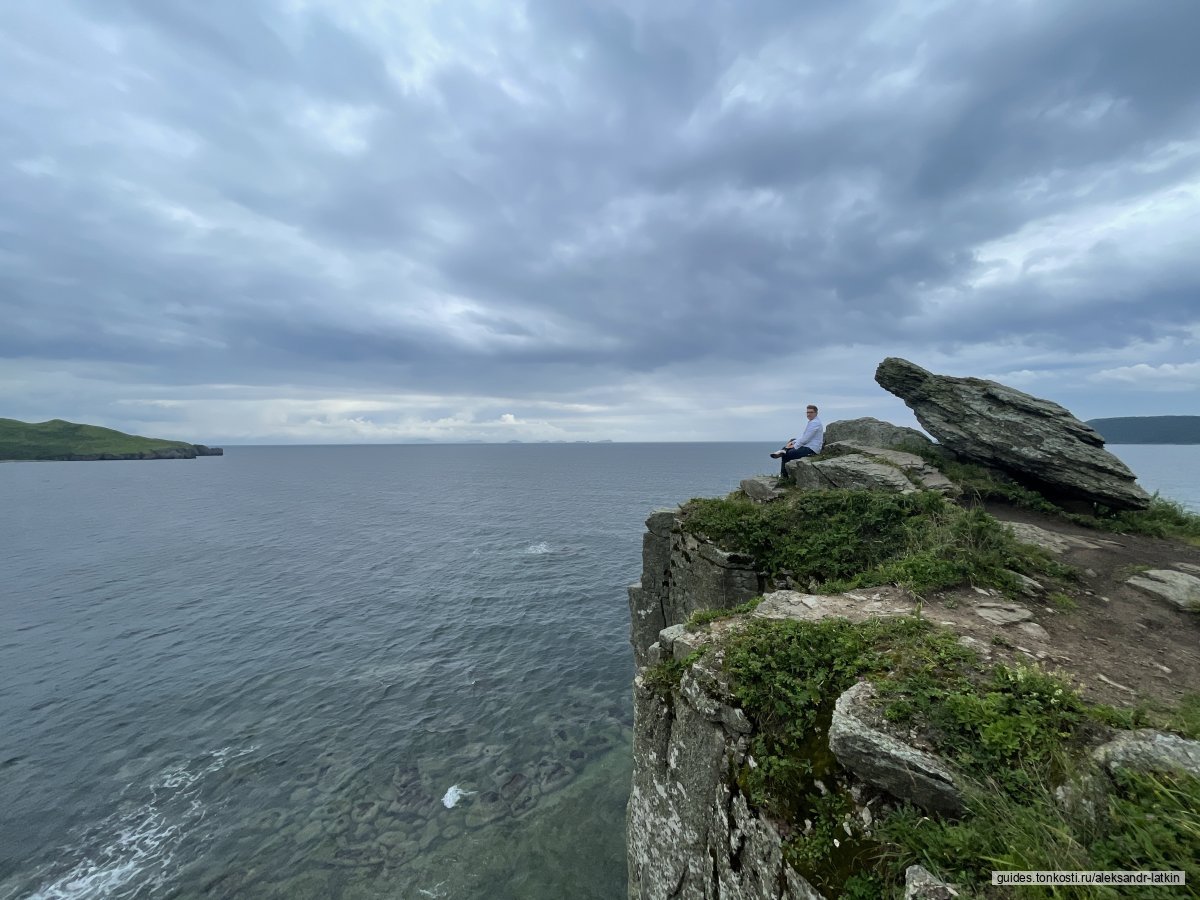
[792,416,824,453]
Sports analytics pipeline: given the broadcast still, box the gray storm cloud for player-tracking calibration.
[2,0,1198,442]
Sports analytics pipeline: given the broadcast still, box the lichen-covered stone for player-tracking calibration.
[629,511,679,667]
[1092,729,1200,779]
[823,441,960,498]
[828,682,966,817]
[627,668,823,899]
[787,454,917,494]
[904,865,960,899]
[663,533,762,631]
[875,357,1149,509]
[973,602,1033,625]
[1003,521,1102,554]
[823,417,931,450]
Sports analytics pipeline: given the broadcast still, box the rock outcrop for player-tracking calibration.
[627,660,821,900]
[627,510,765,669]
[625,362,1199,896]
[625,501,1200,897]
[828,682,966,817]
[1092,729,1200,780]
[874,357,1149,510]
[1126,568,1200,612]
[740,475,786,504]
[817,442,960,497]
[786,453,918,494]
[823,417,930,450]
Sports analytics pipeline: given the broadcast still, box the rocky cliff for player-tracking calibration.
[626,509,971,899]
[625,450,1200,898]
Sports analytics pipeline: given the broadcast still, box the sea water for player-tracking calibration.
[1,442,1195,898]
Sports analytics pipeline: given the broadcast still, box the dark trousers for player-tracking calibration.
[780,446,815,476]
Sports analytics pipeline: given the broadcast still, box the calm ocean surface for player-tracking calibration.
[1,442,1196,899]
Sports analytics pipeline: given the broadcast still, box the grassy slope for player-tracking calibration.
[0,418,195,460]
[670,481,1200,895]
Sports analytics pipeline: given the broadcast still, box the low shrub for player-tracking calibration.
[681,490,1068,596]
[721,616,1199,896]
[880,767,1200,896]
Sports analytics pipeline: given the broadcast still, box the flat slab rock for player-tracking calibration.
[1126,568,1200,612]
[824,441,960,497]
[1003,521,1104,554]
[973,601,1034,625]
[787,453,917,494]
[751,590,916,624]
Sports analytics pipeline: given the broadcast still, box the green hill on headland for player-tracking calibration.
[1087,415,1200,444]
[0,418,223,461]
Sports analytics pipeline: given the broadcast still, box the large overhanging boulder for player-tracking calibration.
[875,357,1151,510]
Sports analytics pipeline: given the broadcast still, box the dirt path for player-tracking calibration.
[906,502,1200,710]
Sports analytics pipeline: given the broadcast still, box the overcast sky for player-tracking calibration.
[3,1,1198,444]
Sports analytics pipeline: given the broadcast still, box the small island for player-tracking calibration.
[0,418,223,461]
[1087,415,1200,444]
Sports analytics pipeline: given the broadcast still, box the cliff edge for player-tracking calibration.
[625,367,1200,899]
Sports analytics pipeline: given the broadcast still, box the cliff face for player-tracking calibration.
[626,509,819,899]
[627,646,821,900]
[627,510,762,670]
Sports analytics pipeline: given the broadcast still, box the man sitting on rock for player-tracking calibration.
[771,404,824,476]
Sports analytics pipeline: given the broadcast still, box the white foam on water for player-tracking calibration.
[440,784,474,809]
[523,542,553,555]
[21,745,257,900]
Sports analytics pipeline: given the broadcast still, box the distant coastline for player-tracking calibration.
[0,417,223,461]
[1087,415,1200,445]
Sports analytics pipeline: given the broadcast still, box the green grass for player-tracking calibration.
[1089,692,1200,742]
[680,490,1071,597]
[1097,496,1200,544]
[892,441,1200,546]
[722,616,968,895]
[686,597,763,629]
[1048,591,1079,611]
[880,768,1200,897]
[713,615,1200,897]
[641,650,706,697]
[0,418,196,460]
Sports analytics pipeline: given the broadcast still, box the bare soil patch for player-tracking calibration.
[899,502,1200,710]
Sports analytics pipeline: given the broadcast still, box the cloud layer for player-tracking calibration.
[3,0,1199,442]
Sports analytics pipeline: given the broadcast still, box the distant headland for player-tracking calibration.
[0,418,223,461]
[1086,415,1200,444]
